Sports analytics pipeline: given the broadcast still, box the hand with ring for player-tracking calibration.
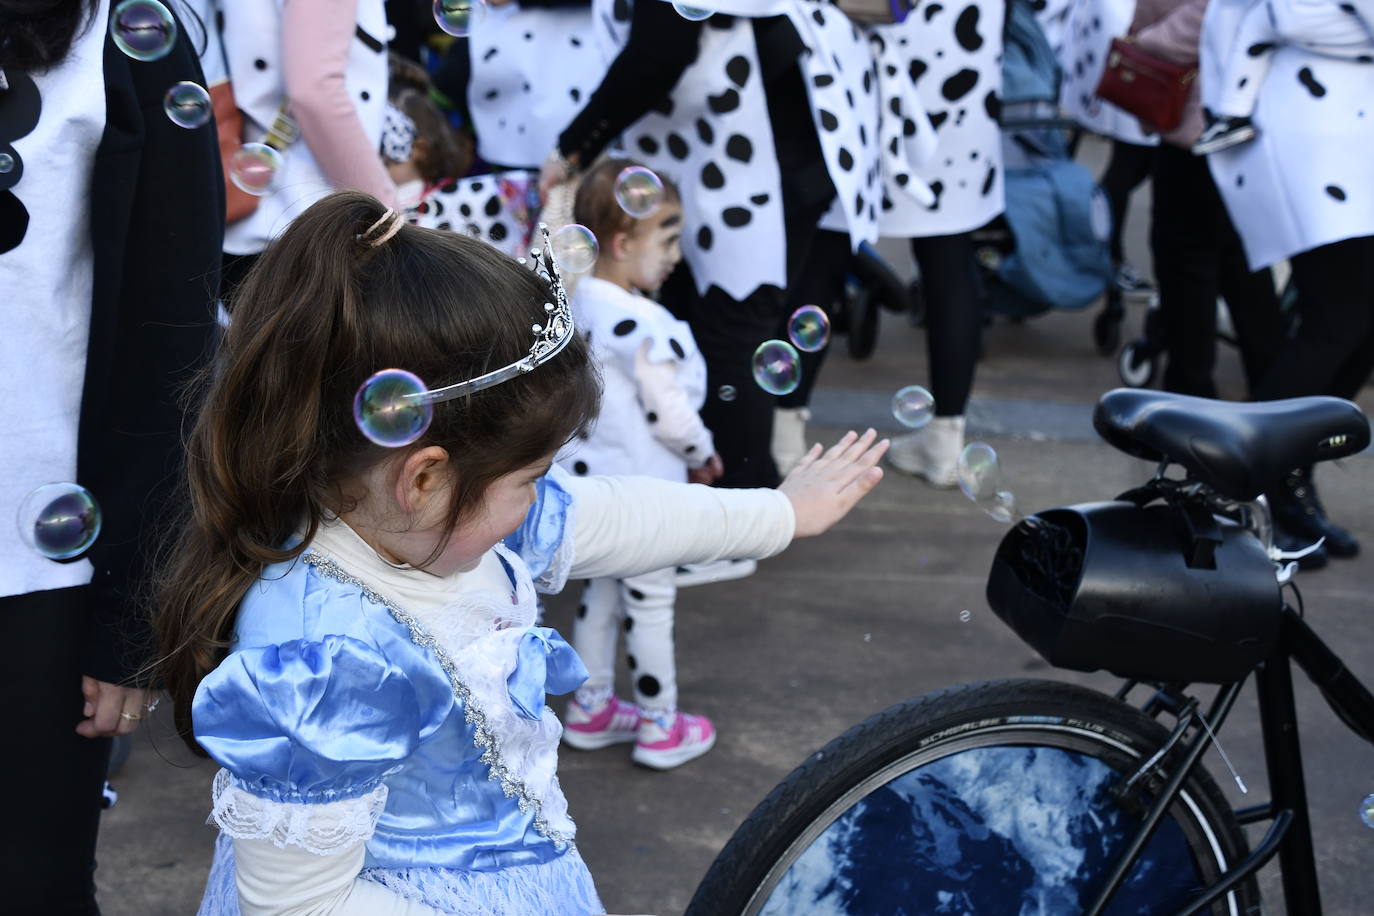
[76,676,154,738]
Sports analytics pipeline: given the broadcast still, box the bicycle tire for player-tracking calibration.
[687,679,1258,916]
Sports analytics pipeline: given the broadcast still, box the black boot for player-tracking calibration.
[1269,467,1360,558]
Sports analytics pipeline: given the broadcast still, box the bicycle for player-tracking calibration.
[687,388,1372,916]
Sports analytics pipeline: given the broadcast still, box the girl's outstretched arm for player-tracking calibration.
[778,428,888,538]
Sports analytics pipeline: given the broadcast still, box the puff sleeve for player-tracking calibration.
[194,634,452,854]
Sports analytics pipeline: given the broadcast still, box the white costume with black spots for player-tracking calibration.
[1206,0,1374,269]
[872,0,1004,236]
[1056,0,1159,143]
[556,276,713,716]
[218,0,389,256]
[404,172,540,258]
[467,5,602,169]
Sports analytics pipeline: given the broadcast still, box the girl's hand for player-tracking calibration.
[76,677,153,738]
[778,429,888,538]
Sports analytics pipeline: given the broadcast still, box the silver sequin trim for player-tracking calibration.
[301,552,572,849]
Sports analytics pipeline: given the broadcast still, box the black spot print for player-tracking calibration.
[707,89,741,114]
[570,87,582,103]
[819,109,839,131]
[702,161,725,189]
[928,180,945,210]
[667,132,690,159]
[982,166,997,195]
[613,319,638,336]
[570,36,582,46]
[750,193,770,205]
[859,124,868,145]
[624,616,634,632]
[523,31,532,40]
[459,203,472,217]
[484,195,502,216]
[886,63,898,77]
[812,7,826,24]
[576,603,587,618]
[698,225,713,251]
[685,445,697,454]
[942,69,979,101]
[1247,42,1275,56]
[1297,67,1327,97]
[924,2,943,20]
[723,207,752,227]
[646,411,659,423]
[903,118,919,136]
[910,59,928,83]
[436,222,451,231]
[846,89,855,108]
[853,193,864,217]
[1342,2,1356,11]
[697,118,714,144]
[573,461,589,475]
[882,196,894,211]
[637,675,661,697]
[725,134,753,162]
[627,654,637,670]
[522,81,531,93]
[1326,185,1347,201]
[955,5,983,51]
[889,137,900,156]
[863,70,873,94]
[1238,77,1248,89]
[814,74,834,88]
[638,135,660,156]
[489,222,508,241]
[838,148,854,171]
[1236,174,1245,187]
[651,96,675,117]
[889,96,903,117]
[669,339,686,358]
[254,58,267,70]
[895,172,910,186]
[483,47,499,62]
[628,588,646,601]
[929,110,949,130]
[726,55,751,87]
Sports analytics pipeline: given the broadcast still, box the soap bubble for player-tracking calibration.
[957,442,1016,523]
[353,369,433,447]
[17,483,102,560]
[752,340,801,396]
[111,0,177,62]
[672,2,714,20]
[432,0,486,36]
[892,385,935,429]
[787,305,830,353]
[163,81,211,129]
[550,224,598,273]
[614,166,664,219]
[718,385,737,402]
[228,143,282,197]
[1362,794,1374,828]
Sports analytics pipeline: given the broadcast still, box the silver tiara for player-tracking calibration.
[407,224,574,405]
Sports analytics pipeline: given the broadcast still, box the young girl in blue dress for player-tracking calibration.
[154,191,888,915]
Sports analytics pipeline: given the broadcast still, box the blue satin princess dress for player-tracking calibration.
[193,468,605,915]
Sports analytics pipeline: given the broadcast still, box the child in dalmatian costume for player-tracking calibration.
[545,0,927,489]
[872,0,1006,487]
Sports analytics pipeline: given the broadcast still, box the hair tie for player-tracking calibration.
[358,209,404,248]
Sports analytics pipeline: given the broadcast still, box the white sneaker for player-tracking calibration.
[673,558,757,588]
[771,406,811,476]
[886,416,965,488]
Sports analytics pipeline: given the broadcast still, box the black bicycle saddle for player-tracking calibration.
[1093,389,1370,500]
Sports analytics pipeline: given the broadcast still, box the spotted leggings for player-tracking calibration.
[571,567,679,717]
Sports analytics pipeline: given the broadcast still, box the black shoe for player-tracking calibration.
[1269,467,1360,558]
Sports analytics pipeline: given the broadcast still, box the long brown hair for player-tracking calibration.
[155,192,599,753]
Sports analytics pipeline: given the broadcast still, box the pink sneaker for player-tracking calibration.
[632,711,716,770]
[562,696,641,751]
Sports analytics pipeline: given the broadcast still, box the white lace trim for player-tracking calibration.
[207,768,388,856]
[532,512,575,595]
[302,550,576,848]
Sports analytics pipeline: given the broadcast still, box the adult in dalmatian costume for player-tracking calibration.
[542,0,934,489]
[874,0,1007,488]
[1205,0,1374,560]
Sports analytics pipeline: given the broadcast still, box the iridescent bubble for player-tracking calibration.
[1361,794,1374,829]
[17,483,102,561]
[353,369,433,447]
[892,385,935,429]
[433,0,486,37]
[163,81,211,129]
[752,339,801,396]
[957,441,1017,523]
[671,2,714,20]
[614,166,665,219]
[718,385,737,402]
[228,143,282,197]
[788,305,831,353]
[550,224,598,273]
[111,0,177,62]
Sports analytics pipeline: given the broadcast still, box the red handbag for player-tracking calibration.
[1095,37,1197,132]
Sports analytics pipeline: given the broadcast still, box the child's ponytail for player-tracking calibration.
[156,192,599,754]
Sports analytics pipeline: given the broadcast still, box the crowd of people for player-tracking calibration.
[3,0,1372,911]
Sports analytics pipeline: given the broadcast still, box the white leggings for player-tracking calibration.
[572,566,679,716]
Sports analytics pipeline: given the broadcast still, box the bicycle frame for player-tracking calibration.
[1087,607,1374,916]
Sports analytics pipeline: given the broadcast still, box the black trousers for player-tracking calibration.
[776,229,860,411]
[0,586,110,915]
[1255,234,1374,401]
[912,233,983,417]
[1099,140,1155,265]
[1151,144,1283,397]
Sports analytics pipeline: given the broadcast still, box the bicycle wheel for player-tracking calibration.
[688,679,1258,916]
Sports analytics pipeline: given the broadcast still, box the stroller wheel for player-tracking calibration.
[1117,340,1158,388]
[1093,308,1122,356]
[846,286,879,361]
